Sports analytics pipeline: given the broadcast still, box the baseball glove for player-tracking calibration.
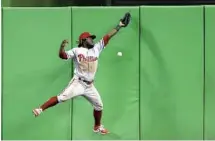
[120,12,131,27]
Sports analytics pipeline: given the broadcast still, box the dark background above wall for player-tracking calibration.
[2,0,215,7]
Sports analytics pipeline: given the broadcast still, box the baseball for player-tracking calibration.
[117,52,122,56]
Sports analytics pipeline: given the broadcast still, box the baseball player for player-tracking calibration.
[33,13,131,135]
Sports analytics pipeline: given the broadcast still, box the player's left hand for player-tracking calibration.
[119,12,131,27]
[62,39,69,44]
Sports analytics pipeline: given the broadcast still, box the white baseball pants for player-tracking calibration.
[57,76,103,111]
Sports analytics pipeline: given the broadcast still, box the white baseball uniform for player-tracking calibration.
[57,37,107,111]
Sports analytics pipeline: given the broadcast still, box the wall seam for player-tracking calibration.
[70,6,73,141]
[1,7,4,140]
[203,5,206,141]
[138,6,141,141]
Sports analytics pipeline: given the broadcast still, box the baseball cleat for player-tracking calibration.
[93,125,109,135]
[33,108,42,117]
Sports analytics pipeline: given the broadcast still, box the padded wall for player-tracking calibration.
[205,5,215,140]
[2,6,215,140]
[71,7,140,140]
[2,8,72,140]
[140,6,204,140]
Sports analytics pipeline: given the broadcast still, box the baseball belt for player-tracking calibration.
[78,77,93,85]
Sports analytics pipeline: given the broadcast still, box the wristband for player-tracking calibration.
[115,25,121,31]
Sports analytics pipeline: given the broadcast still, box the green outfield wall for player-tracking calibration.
[2,6,215,140]
[205,5,215,140]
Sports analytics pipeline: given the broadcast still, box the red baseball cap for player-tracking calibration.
[79,32,96,41]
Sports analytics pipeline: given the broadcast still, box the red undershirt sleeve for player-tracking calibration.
[59,51,68,59]
[93,35,111,54]
[103,34,110,47]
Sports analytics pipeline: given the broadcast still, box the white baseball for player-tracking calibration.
[117,52,122,56]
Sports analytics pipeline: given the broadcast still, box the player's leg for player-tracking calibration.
[84,85,109,134]
[33,78,84,117]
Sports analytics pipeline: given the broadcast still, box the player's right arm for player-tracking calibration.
[59,39,74,60]
[106,21,125,40]
[94,13,131,53]
[94,22,126,53]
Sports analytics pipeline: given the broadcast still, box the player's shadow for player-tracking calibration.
[131,17,178,139]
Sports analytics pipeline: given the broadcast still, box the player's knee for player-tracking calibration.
[57,95,69,103]
[94,102,103,111]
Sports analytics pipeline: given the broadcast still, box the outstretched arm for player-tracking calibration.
[108,21,125,38]
[102,22,125,46]
[101,12,131,47]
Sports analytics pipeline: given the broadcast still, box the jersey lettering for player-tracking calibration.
[78,54,98,62]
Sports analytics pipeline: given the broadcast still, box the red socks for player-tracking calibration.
[94,110,102,126]
[40,97,102,127]
[40,96,59,111]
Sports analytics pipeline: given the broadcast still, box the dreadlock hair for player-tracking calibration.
[78,39,86,47]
